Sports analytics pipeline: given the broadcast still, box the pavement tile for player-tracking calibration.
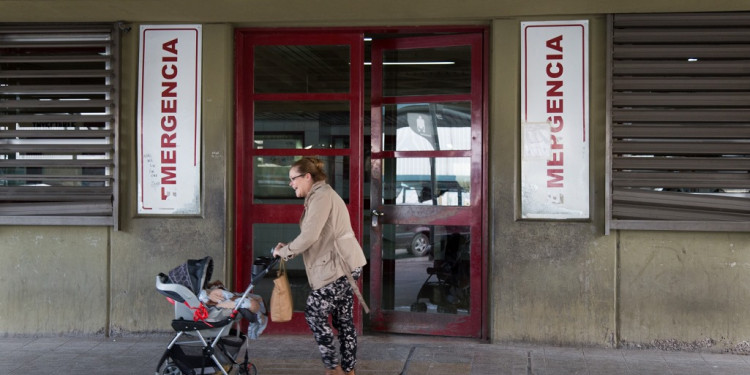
[579,363,633,375]
[404,361,471,375]
[541,357,588,373]
[582,347,625,359]
[0,364,21,374]
[0,350,37,364]
[667,362,713,375]
[472,350,527,366]
[700,352,749,363]
[469,362,505,374]
[620,349,665,361]
[623,361,674,375]
[50,339,101,352]
[3,333,750,375]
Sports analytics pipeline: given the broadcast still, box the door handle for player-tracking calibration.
[371,209,384,227]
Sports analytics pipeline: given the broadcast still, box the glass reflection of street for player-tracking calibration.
[393,251,432,311]
[389,232,470,315]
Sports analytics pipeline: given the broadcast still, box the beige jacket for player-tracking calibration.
[278,181,367,290]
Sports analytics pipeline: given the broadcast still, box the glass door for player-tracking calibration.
[369,34,484,336]
[234,31,365,334]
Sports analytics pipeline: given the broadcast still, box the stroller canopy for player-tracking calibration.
[164,256,213,296]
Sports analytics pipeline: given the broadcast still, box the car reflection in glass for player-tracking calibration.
[395,225,433,257]
[393,225,470,258]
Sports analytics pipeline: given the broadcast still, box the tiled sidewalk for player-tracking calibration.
[1,333,749,374]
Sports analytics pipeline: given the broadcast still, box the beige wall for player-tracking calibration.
[490,16,616,346]
[0,226,109,334]
[1,0,750,351]
[619,232,750,349]
[0,0,747,24]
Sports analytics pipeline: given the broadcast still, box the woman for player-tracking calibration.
[273,157,367,375]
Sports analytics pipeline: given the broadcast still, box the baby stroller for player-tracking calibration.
[410,233,470,314]
[155,255,278,375]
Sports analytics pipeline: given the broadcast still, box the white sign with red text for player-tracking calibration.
[137,25,202,215]
[521,20,589,219]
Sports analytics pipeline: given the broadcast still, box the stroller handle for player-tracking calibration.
[250,256,281,284]
[229,256,281,314]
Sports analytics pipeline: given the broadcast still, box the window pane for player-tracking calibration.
[380,223,470,314]
[253,156,350,204]
[254,45,350,93]
[254,101,350,149]
[383,45,471,96]
[382,102,471,151]
[381,157,470,206]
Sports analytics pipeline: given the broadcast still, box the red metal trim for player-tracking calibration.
[251,93,351,101]
[369,36,385,321]
[238,26,486,37]
[246,205,305,223]
[365,33,480,49]
[249,148,351,157]
[247,32,367,45]
[479,27,490,341]
[469,32,486,339]
[349,33,365,330]
[234,30,251,292]
[378,94,473,104]
[371,150,472,159]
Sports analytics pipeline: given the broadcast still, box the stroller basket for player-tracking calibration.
[155,256,279,375]
[167,336,244,375]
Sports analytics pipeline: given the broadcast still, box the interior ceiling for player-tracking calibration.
[253,33,472,97]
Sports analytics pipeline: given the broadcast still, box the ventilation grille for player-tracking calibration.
[0,24,118,226]
[609,13,750,229]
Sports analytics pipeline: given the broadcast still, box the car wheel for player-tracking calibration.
[409,232,431,257]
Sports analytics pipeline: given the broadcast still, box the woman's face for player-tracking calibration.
[288,168,312,198]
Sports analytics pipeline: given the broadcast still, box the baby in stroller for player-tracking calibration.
[199,280,267,339]
[155,256,276,375]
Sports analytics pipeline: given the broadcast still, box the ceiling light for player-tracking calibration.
[364,61,455,66]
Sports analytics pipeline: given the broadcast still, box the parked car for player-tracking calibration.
[396,225,433,257]
[395,224,470,257]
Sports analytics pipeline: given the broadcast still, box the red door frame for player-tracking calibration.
[234,26,489,338]
[369,33,486,337]
[234,31,364,333]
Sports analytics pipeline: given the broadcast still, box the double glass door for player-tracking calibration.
[235,29,484,337]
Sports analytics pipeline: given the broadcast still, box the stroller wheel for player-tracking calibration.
[437,304,458,314]
[410,302,427,312]
[238,362,257,375]
[160,362,183,375]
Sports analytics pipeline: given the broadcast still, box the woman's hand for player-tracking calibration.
[273,242,286,258]
[216,300,235,309]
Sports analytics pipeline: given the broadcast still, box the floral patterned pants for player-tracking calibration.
[305,275,357,372]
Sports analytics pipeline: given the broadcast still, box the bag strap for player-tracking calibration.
[333,243,370,314]
[277,258,286,277]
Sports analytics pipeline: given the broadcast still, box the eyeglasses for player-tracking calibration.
[289,173,306,182]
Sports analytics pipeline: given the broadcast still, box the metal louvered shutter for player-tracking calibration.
[607,13,750,232]
[0,23,119,226]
